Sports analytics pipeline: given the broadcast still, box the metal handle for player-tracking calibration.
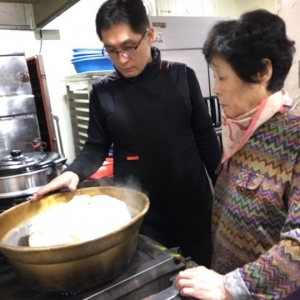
[51,157,67,169]
[51,113,65,157]
[10,150,22,157]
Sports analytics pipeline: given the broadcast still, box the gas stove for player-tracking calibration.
[0,195,29,213]
[0,235,196,300]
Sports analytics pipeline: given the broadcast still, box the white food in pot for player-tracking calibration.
[28,194,132,247]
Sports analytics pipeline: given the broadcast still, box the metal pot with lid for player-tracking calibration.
[0,150,67,199]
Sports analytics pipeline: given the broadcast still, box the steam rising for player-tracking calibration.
[113,175,149,217]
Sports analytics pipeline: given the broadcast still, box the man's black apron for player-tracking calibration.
[107,62,213,250]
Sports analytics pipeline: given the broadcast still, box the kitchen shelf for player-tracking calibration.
[65,71,109,156]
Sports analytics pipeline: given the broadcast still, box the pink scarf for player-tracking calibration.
[221,89,293,163]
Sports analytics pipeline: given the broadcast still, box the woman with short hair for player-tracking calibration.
[176,9,300,300]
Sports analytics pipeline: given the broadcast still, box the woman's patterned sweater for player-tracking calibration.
[212,109,300,299]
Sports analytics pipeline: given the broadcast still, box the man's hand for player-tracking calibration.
[29,171,80,201]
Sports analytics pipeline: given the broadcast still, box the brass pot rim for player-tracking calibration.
[0,186,150,253]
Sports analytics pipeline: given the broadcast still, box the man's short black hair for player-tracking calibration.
[96,0,150,40]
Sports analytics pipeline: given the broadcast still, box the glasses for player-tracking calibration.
[102,29,148,58]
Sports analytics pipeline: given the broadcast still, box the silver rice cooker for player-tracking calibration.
[0,150,67,199]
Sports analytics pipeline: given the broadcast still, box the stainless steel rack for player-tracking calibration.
[65,71,110,157]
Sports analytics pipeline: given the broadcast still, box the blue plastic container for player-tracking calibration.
[72,48,102,53]
[71,54,104,62]
[73,51,102,58]
[72,56,114,73]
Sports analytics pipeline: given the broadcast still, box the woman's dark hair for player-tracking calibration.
[96,0,149,40]
[203,9,296,92]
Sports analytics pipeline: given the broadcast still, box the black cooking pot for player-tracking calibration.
[0,150,66,199]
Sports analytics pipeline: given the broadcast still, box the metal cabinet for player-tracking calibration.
[65,71,109,157]
[0,53,40,157]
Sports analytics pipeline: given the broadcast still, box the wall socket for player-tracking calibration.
[34,29,60,40]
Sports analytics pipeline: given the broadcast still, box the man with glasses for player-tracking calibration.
[31,0,221,268]
[102,29,148,59]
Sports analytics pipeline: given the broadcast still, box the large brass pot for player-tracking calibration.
[0,186,150,293]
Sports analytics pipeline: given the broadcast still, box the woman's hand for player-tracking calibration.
[175,266,232,300]
[29,171,80,201]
